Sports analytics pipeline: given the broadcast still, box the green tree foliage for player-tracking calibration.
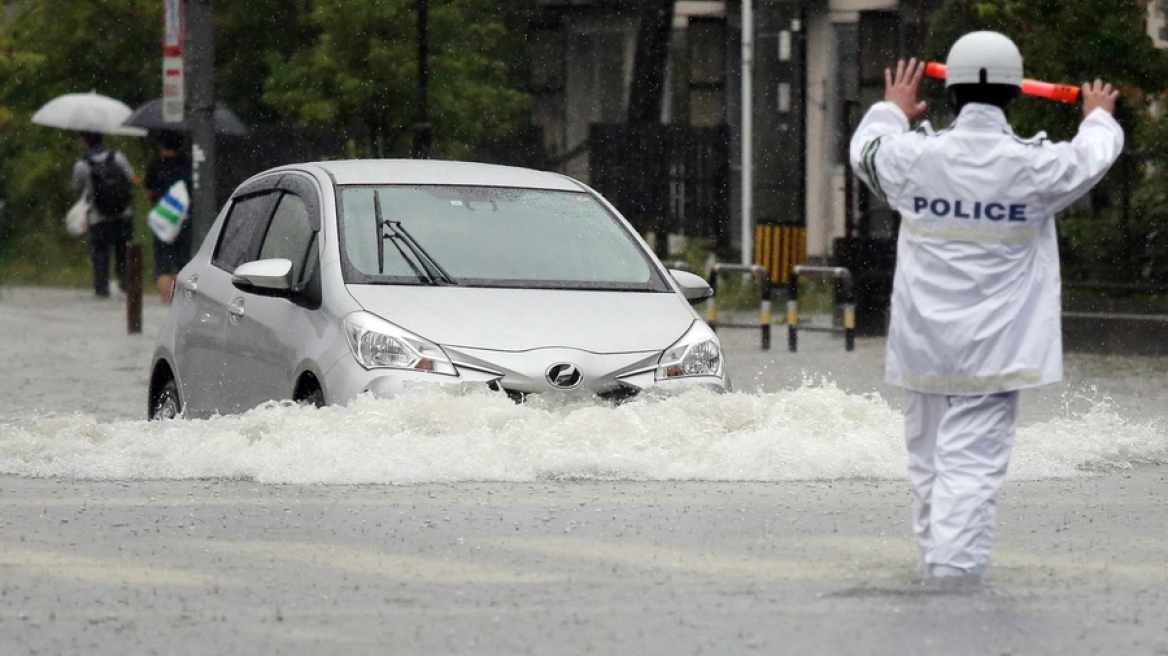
[1,0,159,109]
[262,0,529,159]
[0,0,160,283]
[0,0,531,283]
[925,0,1167,139]
[926,0,1168,286]
[1129,107,1168,283]
[215,0,318,123]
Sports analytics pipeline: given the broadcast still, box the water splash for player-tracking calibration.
[0,382,1163,484]
[1015,391,1168,477]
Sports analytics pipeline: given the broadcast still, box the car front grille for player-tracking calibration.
[487,382,639,405]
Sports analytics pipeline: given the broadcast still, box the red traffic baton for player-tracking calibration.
[925,62,1081,103]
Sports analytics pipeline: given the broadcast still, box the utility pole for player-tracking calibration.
[412,0,432,159]
[187,0,216,244]
[740,0,754,266]
[631,0,674,260]
[627,0,674,125]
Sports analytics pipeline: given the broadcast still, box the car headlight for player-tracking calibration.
[655,321,723,380]
[343,311,456,375]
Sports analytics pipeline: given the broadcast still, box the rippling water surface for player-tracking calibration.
[1,382,1163,484]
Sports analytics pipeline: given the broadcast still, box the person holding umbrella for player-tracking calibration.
[71,131,138,298]
[143,130,193,304]
[32,91,145,298]
[123,98,247,303]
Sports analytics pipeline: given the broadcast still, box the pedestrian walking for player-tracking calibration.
[72,131,137,298]
[849,31,1123,580]
[143,131,193,305]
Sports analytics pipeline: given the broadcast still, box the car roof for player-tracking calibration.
[269,159,588,192]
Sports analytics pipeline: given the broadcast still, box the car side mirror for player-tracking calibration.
[669,269,714,305]
[232,258,294,293]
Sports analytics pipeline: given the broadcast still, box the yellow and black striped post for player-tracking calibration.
[760,278,772,351]
[705,272,719,331]
[787,273,799,352]
[843,287,856,352]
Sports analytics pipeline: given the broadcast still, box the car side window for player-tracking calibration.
[259,193,316,285]
[213,191,280,272]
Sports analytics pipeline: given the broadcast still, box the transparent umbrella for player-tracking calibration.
[31,92,147,137]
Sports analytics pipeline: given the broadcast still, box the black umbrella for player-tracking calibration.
[122,99,248,136]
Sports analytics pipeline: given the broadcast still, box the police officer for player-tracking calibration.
[849,31,1123,580]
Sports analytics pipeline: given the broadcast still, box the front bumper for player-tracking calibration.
[323,345,729,403]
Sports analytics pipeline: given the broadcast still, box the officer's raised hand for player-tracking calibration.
[1081,79,1119,117]
[885,58,928,120]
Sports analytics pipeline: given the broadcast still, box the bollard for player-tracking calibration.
[704,263,771,349]
[842,283,855,352]
[787,265,855,352]
[760,278,772,351]
[126,242,143,334]
[705,271,718,332]
[787,274,798,352]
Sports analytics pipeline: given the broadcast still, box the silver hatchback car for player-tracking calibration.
[148,159,728,419]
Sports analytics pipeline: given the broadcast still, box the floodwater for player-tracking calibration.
[2,379,1166,484]
[0,286,1166,483]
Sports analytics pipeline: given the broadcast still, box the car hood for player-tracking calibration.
[345,285,695,353]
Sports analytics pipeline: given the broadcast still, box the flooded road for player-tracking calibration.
[1,286,1167,654]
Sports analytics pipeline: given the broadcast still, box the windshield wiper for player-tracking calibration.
[384,220,456,285]
[373,191,456,285]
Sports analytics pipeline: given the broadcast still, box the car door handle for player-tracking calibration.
[228,298,246,322]
[180,275,198,299]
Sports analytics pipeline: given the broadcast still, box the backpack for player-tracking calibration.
[86,152,132,216]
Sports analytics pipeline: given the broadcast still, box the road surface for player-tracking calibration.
[1,286,1166,655]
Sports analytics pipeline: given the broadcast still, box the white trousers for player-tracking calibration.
[903,390,1019,576]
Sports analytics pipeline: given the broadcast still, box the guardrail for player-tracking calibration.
[705,263,773,350]
[787,265,854,352]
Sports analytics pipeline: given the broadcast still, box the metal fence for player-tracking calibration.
[590,124,730,253]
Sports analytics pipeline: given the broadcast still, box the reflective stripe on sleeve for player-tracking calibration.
[860,137,886,203]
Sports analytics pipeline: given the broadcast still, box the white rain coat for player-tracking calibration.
[850,102,1124,395]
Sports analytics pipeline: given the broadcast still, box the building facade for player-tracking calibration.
[528,1,940,278]
[1150,0,1168,48]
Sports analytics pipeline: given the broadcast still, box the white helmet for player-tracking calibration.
[944,31,1022,87]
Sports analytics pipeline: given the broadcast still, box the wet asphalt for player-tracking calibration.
[1,286,1166,655]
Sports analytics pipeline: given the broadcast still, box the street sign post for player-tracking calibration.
[163,0,184,124]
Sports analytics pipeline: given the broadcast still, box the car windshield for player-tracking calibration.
[339,185,667,290]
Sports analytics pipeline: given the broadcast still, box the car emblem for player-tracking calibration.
[545,363,583,389]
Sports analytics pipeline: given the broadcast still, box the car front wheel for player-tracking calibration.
[294,376,325,409]
[151,378,182,420]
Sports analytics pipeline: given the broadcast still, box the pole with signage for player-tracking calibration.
[413,0,432,159]
[162,0,184,124]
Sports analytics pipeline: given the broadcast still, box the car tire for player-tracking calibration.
[297,381,325,409]
[151,378,182,420]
